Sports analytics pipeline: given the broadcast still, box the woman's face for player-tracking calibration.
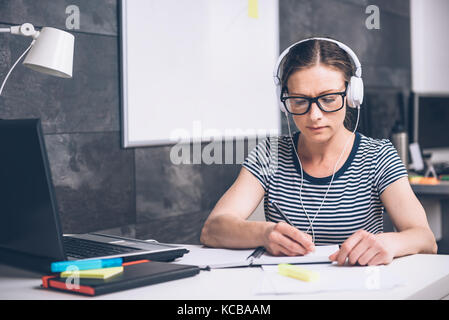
[286,64,347,144]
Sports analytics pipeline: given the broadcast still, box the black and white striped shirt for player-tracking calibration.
[242,132,408,245]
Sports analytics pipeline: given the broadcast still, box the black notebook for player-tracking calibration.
[42,260,200,296]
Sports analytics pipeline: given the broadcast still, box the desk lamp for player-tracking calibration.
[0,23,74,96]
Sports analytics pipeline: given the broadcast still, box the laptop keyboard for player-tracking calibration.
[63,236,139,259]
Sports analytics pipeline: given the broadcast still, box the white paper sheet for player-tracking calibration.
[254,264,405,295]
[253,245,339,265]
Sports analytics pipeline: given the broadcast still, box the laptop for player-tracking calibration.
[0,119,189,273]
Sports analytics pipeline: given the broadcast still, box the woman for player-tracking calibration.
[200,38,437,266]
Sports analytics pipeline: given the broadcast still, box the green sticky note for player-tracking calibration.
[60,266,124,279]
[278,264,320,282]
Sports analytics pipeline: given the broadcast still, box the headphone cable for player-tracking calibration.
[285,105,360,243]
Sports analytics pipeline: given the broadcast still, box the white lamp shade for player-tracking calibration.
[23,27,74,78]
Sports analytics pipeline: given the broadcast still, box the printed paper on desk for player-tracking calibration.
[254,264,405,295]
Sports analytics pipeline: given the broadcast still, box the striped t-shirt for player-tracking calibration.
[242,132,408,246]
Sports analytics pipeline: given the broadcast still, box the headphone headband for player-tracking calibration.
[273,37,362,84]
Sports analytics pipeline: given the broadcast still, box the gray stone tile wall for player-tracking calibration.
[0,0,411,243]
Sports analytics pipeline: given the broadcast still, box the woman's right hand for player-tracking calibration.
[262,222,315,256]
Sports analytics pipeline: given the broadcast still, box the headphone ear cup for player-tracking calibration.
[280,102,287,113]
[347,76,364,108]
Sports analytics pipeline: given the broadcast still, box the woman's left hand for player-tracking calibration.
[329,230,395,266]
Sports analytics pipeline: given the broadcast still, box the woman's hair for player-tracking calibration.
[280,38,356,130]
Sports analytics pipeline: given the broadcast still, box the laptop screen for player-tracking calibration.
[0,119,66,261]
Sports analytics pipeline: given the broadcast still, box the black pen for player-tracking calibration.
[247,246,266,260]
[271,201,294,226]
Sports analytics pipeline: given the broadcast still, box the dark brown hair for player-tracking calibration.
[280,39,356,129]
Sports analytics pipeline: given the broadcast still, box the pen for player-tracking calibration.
[271,201,294,227]
[247,246,266,260]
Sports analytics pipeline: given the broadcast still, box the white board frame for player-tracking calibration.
[120,0,280,148]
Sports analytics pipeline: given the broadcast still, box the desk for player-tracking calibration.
[411,182,449,253]
[411,181,449,198]
[1,247,449,300]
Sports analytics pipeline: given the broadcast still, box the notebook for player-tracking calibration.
[174,244,339,269]
[42,260,200,296]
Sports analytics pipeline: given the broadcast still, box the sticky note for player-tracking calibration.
[60,266,124,279]
[409,176,423,184]
[51,257,123,272]
[278,264,319,282]
[420,177,440,185]
[248,0,258,19]
[409,176,440,185]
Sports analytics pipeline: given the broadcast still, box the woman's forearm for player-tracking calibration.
[381,227,438,258]
[200,214,272,249]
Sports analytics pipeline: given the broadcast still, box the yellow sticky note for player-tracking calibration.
[278,264,319,282]
[60,266,124,279]
[248,0,258,19]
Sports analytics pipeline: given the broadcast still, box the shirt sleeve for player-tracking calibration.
[374,139,409,195]
[242,137,276,191]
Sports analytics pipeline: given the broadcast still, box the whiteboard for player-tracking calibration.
[120,0,280,147]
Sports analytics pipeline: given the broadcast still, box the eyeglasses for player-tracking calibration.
[281,83,348,115]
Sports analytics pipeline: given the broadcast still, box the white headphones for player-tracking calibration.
[273,37,364,112]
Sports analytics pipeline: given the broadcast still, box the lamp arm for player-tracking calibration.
[0,23,41,96]
[1,23,40,39]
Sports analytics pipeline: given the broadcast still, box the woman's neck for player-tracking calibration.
[298,128,354,164]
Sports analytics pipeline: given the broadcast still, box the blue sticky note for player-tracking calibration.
[51,257,123,273]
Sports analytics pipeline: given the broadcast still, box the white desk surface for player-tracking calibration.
[1,245,449,300]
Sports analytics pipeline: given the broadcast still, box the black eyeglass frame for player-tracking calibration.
[281,82,348,115]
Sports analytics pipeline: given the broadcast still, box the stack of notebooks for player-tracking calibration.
[41,258,200,296]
